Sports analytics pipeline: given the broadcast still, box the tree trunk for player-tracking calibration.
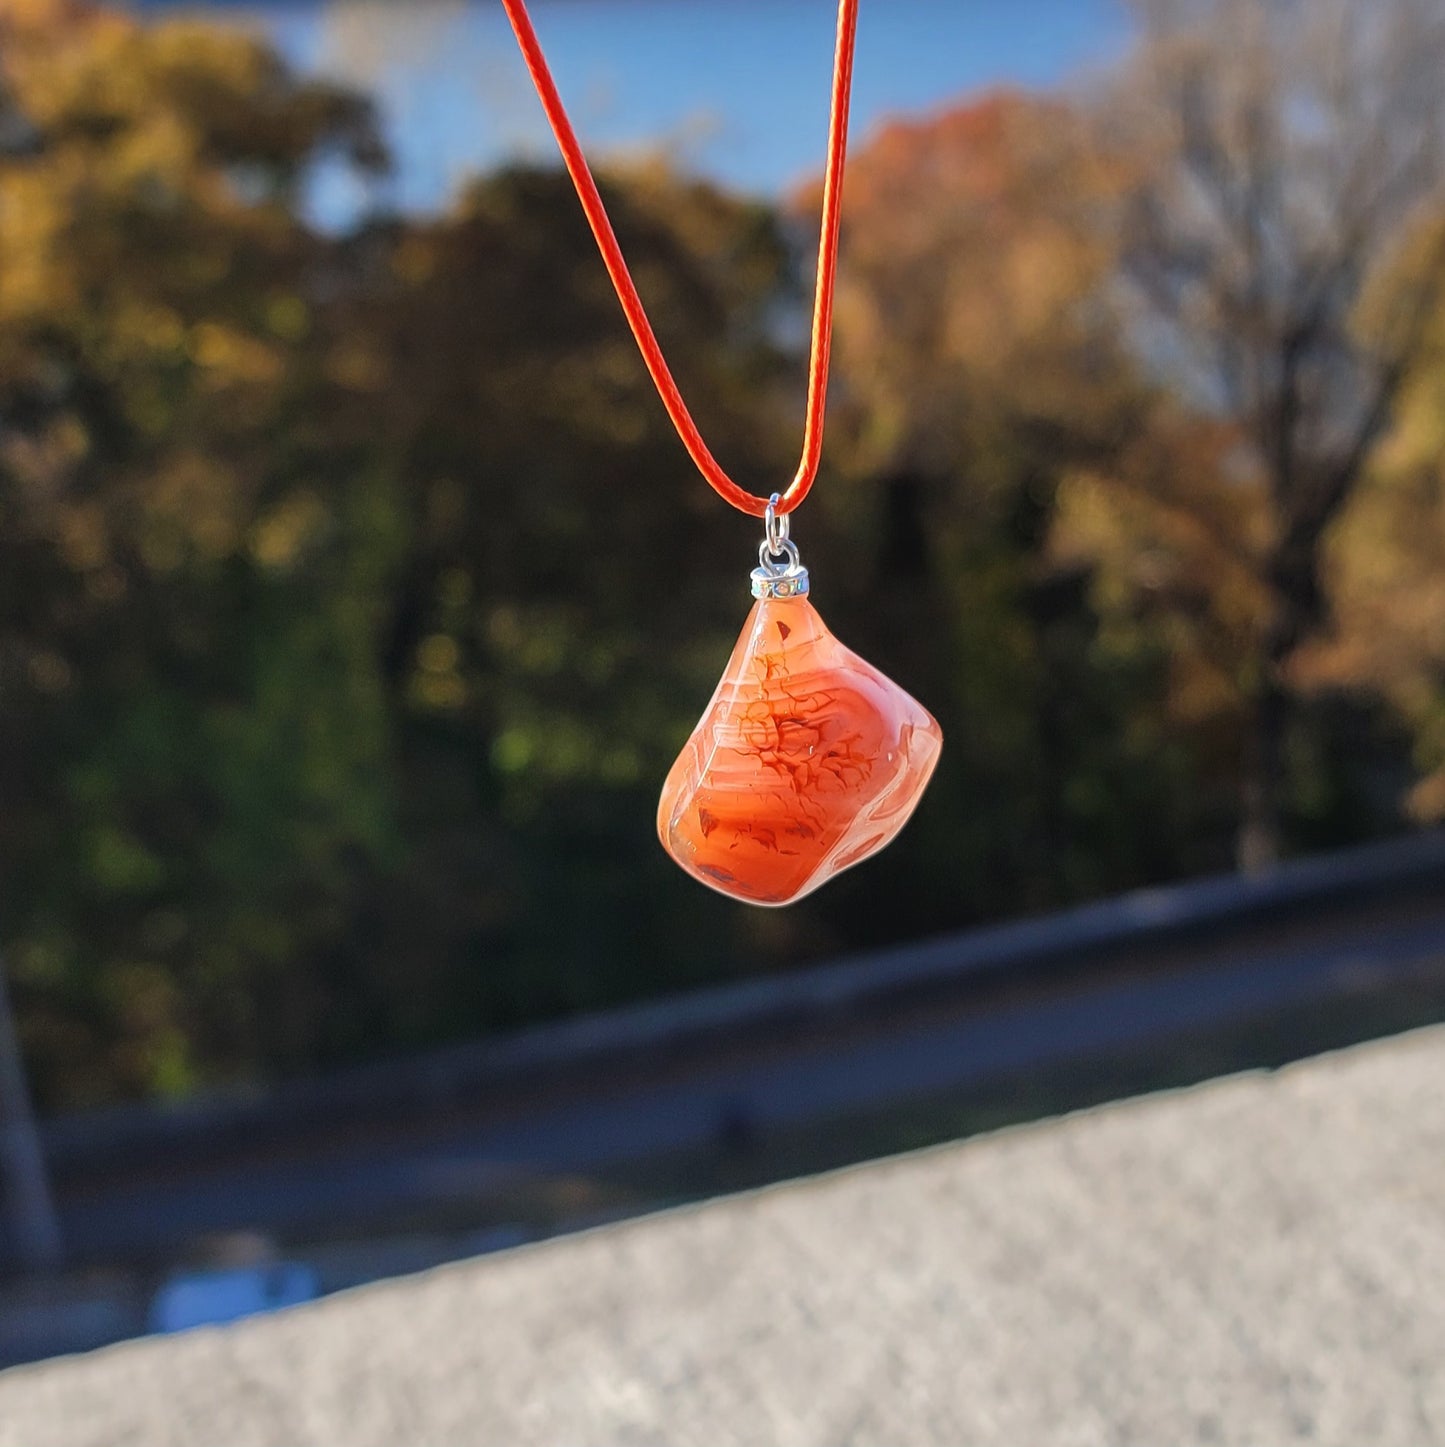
[1238,539,1320,874]
[1238,663,1287,874]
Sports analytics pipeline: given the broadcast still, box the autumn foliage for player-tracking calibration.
[3,0,1444,1108]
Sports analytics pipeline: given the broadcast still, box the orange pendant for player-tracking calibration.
[658,522,942,905]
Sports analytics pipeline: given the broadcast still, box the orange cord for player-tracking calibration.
[500,0,858,518]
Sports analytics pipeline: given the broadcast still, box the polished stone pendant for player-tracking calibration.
[658,501,942,906]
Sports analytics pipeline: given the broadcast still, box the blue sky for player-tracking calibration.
[147,1,1132,210]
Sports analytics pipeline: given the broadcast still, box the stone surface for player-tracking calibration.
[4,1027,1444,1446]
[657,595,942,905]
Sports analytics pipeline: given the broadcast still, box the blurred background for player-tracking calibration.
[3,0,1445,1362]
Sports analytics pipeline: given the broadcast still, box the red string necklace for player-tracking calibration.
[500,0,859,519]
[501,0,941,907]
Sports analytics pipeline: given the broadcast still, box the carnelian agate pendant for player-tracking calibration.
[657,506,942,906]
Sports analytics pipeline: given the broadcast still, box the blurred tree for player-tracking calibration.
[827,95,1134,489]
[814,94,1213,926]
[335,160,808,1040]
[0,0,391,1104]
[1296,298,1445,824]
[1099,0,1445,867]
[0,0,812,1106]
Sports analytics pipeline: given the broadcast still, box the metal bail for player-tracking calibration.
[751,493,811,599]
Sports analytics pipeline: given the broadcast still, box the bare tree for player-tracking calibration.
[1107,0,1445,869]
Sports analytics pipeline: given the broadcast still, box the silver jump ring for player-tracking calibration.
[757,536,801,576]
[763,492,790,558]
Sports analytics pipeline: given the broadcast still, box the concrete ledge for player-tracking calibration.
[5,1024,1443,1446]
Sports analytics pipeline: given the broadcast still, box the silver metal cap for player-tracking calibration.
[751,556,811,599]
